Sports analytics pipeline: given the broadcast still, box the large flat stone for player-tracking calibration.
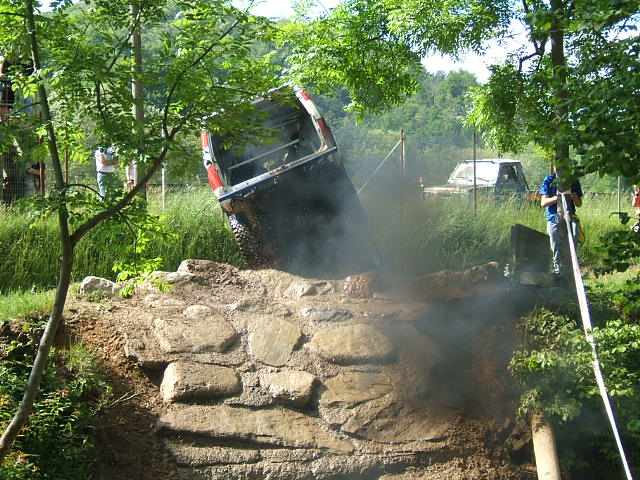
[320,372,393,406]
[299,307,352,322]
[154,314,237,354]
[143,293,187,309]
[160,361,241,403]
[156,405,353,452]
[165,442,261,467]
[248,317,302,366]
[307,324,396,364]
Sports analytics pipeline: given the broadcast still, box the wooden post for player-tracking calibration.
[131,0,145,196]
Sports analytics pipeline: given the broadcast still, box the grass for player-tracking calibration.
[363,191,633,275]
[0,186,243,292]
[0,186,635,292]
[0,290,54,321]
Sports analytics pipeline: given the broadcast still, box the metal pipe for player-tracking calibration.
[400,129,405,218]
[473,130,477,214]
[357,139,401,195]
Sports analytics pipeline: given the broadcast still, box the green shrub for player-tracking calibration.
[510,302,640,478]
[0,320,110,480]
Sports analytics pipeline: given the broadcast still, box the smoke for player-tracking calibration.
[410,286,534,414]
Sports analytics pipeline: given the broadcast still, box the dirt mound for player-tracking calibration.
[65,260,536,479]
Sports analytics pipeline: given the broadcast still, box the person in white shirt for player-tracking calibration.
[125,161,136,189]
[94,145,118,197]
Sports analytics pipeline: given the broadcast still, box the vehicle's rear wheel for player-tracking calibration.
[228,213,268,268]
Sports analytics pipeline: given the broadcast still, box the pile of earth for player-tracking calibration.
[62,260,538,480]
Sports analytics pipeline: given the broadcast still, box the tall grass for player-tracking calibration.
[144,185,244,271]
[0,187,242,292]
[0,188,633,292]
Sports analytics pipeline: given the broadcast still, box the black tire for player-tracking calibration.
[228,213,268,268]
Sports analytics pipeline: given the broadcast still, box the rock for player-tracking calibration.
[117,312,246,369]
[228,299,258,311]
[346,404,453,443]
[143,294,187,309]
[156,405,353,452]
[387,262,506,301]
[311,281,336,295]
[307,324,396,364]
[165,443,261,467]
[342,271,382,298]
[319,372,393,406]
[183,305,214,319]
[79,276,120,297]
[300,307,352,322]
[285,281,316,298]
[247,317,302,366]
[176,260,244,287]
[154,314,237,354]
[259,370,317,407]
[160,361,241,403]
[137,271,195,293]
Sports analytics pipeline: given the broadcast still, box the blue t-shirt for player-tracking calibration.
[539,173,583,222]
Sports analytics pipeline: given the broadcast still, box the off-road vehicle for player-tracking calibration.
[201,88,379,277]
[421,158,538,201]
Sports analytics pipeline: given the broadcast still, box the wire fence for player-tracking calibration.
[1,157,210,205]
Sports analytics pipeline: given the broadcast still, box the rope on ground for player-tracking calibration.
[560,193,635,480]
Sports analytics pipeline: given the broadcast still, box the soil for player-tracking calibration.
[57,263,538,480]
[63,298,180,480]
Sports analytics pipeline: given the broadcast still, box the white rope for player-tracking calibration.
[560,193,634,480]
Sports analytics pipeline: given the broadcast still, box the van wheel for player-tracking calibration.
[228,213,267,268]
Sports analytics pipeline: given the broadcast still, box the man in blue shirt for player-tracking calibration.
[539,167,583,277]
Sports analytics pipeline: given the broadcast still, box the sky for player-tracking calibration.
[237,0,514,83]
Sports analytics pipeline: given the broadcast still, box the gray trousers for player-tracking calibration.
[547,217,579,274]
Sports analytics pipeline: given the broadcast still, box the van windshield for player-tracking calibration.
[449,162,499,185]
[212,97,323,186]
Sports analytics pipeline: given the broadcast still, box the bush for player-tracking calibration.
[0,319,111,479]
[510,299,640,479]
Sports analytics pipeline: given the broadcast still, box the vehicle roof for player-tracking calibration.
[457,158,519,164]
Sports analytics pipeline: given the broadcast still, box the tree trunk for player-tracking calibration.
[550,0,569,189]
[0,0,74,462]
[131,0,145,194]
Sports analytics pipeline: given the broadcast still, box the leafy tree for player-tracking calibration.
[282,0,640,181]
[312,71,483,190]
[0,0,279,461]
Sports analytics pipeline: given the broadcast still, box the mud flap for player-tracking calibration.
[510,224,550,285]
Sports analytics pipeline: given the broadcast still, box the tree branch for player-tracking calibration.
[163,18,240,135]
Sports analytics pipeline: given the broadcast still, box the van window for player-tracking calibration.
[212,98,322,186]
